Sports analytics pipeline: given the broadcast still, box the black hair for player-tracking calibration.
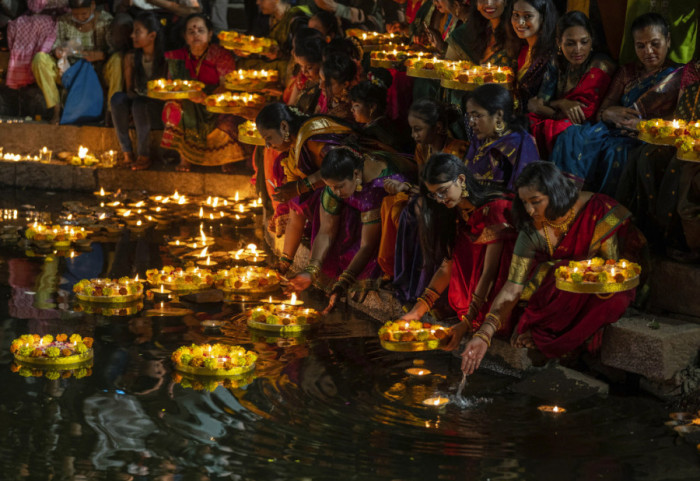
[320,147,363,181]
[321,53,357,90]
[409,98,460,130]
[512,161,578,232]
[506,0,557,60]
[132,12,167,93]
[255,103,308,137]
[310,10,343,39]
[293,27,324,52]
[323,38,362,62]
[294,34,324,64]
[464,0,508,63]
[630,12,670,38]
[69,0,91,8]
[466,83,528,132]
[348,69,392,114]
[183,13,214,36]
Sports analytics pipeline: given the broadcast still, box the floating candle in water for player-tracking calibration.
[422,396,449,407]
[405,367,431,377]
[538,405,566,414]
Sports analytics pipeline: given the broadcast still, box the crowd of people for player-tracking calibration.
[2,0,699,373]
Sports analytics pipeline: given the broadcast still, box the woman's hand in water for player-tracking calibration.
[460,336,488,375]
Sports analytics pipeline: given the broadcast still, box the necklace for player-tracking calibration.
[541,207,576,256]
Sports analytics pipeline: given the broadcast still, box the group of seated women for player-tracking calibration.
[245,2,698,375]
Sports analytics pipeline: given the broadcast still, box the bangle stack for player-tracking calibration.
[417,286,440,310]
[332,270,357,292]
[483,312,501,333]
[303,177,313,191]
[280,254,294,265]
[472,331,491,347]
[295,181,303,196]
[303,261,321,280]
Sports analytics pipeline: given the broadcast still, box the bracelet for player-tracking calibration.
[481,320,498,337]
[303,263,321,280]
[484,313,502,330]
[472,331,491,347]
[421,287,440,305]
[295,181,303,196]
[280,254,294,265]
[416,296,432,310]
[303,177,313,191]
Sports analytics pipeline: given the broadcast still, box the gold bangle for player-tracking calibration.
[472,331,491,347]
[485,313,502,330]
[416,297,431,310]
[303,263,321,279]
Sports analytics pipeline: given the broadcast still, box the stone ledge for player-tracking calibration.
[650,258,700,318]
[601,315,700,382]
[510,364,609,403]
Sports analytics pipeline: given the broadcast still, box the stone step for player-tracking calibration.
[650,258,700,319]
[601,315,700,382]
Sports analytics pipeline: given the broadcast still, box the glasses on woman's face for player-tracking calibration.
[427,180,456,201]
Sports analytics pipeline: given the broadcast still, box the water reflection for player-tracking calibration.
[0,191,697,480]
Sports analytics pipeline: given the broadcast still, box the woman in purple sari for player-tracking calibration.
[286,147,408,313]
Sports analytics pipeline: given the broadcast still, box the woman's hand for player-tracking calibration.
[400,303,427,321]
[189,91,207,104]
[527,97,547,115]
[262,44,280,60]
[460,336,488,375]
[285,272,313,293]
[602,106,641,130]
[444,322,470,351]
[383,178,409,195]
[554,99,586,124]
[425,28,446,53]
[321,289,342,315]
[272,181,300,202]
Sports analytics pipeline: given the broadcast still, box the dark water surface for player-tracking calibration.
[0,190,698,481]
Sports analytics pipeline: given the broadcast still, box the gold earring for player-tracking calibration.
[495,120,505,136]
[355,178,362,192]
[283,131,290,142]
[461,184,469,198]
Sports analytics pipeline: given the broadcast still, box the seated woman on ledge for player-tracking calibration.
[461,162,646,375]
[401,153,517,350]
[161,13,244,172]
[286,147,408,313]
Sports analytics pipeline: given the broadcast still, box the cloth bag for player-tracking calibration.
[60,59,104,125]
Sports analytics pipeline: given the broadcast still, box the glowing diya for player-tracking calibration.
[555,257,641,294]
[422,396,449,408]
[538,405,566,414]
[171,343,257,377]
[10,334,94,367]
[378,320,450,352]
[73,277,143,303]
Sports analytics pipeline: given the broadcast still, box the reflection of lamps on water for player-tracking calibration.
[405,368,431,377]
[538,405,566,414]
[422,396,449,407]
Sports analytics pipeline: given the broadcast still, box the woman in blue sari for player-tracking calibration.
[550,13,682,195]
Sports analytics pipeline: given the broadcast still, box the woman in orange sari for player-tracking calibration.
[461,162,646,374]
[527,11,616,157]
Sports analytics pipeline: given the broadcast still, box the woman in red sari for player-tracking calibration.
[527,11,616,157]
[401,153,517,349]
[461,162,646,374]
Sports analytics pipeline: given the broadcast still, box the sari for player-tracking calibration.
[267,117,354,236]
[514,45,551,114]
[618,60,700,253]
[551,60,682,195]
[378,138,467,280]
[528,54,616,157]
[161,45,245,166]
[449,198,517,334]
[313,162,408,286]
[464,129,539,191]
[510,194,646,358]
[445,22,512,68]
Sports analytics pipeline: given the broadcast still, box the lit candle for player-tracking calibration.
[538,405,566,414]
[405,367,431,377]
[422,396,449,407]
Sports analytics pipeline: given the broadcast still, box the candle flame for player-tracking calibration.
[99,187,105,196]
[78,146,88,159]
[178,196,186,205]
[199,246,208,258]
[290,293,297,305]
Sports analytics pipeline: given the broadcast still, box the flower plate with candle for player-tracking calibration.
[69,145,99,166]
[25,223,91,248]
[216,266,281,297]
[370,48,422,69]
[224,69,279,91]
[348,30,408,50]
[10,334,94,367]
[247,303,319,333]
[147,79,205,100]
[146,266,215,292]
[637,119,691,145]
[378,320,450,352]
[405,57,455,79]
[554,257,641,294]
[441,64,514,91]
[204,92,267,118]
[238,121,265,146]
[230,243,268,265]
[171,343,257,377]
[675,134,700,162]
[74,300,144,316]
[218,31,278,55]
[73,277,144,303]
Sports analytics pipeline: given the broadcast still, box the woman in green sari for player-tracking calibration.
[445,0,512,67]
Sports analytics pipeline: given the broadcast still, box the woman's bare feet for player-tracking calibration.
[122,152,135,166]
[131,155,151,170]
[175,160,192,172]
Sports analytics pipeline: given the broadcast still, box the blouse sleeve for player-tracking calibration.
[507,230,538,285]
[320,186,343,215]
[596,63,631,122]
[537,59,558,102]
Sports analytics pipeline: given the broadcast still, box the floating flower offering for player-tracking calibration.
[378,320,450,352]
[73,277,144,303]
[538,405,566,414]
[146,266,215,291]
[638,119,697,145]
[147,79,204,99]
[25,223,90,248]
[171,343,257,377]
[215,266,281,293]
[555,257,641,294]
[218,31,278,55]
[238,121,264,146]
[248,302,319,332]
[11,334,94,366]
